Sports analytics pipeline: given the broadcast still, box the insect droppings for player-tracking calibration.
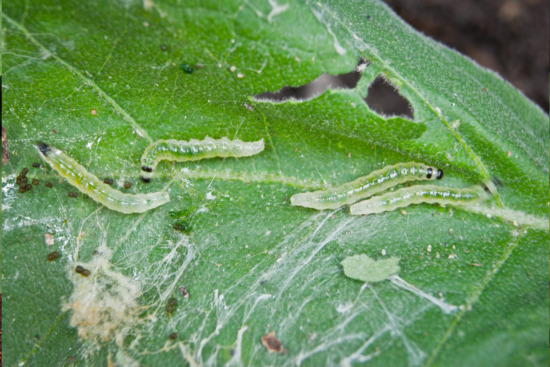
[168,332,178,340]
[47,251,60,262]
[166,297,177,316]
[123,182,132,189]
[173,221,191,234]
[179,63,194,74]
[75,265,91,277]
[179,286,189,299]
[32,179,39,185]
[261,332,287,354]
[103,178,114,185]
[45,181,53,188]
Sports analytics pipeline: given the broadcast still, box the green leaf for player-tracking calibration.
[341,254,400,283]
[2,1,548,366]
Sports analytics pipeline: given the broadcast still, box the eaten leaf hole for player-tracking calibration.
[254,69,361,102]
[364,77,414,119]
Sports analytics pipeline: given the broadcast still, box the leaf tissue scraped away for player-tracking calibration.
[341,254,458,314]
[341,254,400,282]
[140,137,265,182]
[35,142,170,214]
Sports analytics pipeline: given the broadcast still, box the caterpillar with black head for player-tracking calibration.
[349,184,489,215]
[140,137,265,182]
[35,142,170,214]
[290,162,443,210]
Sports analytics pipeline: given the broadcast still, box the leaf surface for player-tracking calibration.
[2,1,548,366]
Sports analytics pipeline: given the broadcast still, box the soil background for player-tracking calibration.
[384,0,549,112]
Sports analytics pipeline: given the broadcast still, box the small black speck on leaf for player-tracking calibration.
[75,265,91,277]
[173,221,191,234]
[103,178,114,185]
[32,162,41,168]
[168,332,178,340]
[45,181,53,188]
[166,297,177,316]
[68,192,78,198]
[179,63,194,74]
[47,251,60,262]
[179,286,189,299]
[124,182,132,189]
[32,179,39,185]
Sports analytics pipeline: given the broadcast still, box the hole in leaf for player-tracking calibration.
[255,68,361,102]
[364,77,414,119]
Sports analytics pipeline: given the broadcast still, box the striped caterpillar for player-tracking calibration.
[349,184,489,215]
[140,137,265,182]
[290,162,443,210]
[35,143,170,214]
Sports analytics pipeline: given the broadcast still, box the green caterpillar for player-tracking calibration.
[349,184,489,215]
[35,143,169,214]
[140,137,265,182]
[290,162,443,210]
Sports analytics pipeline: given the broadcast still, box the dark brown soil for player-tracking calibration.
[384,0,549,112]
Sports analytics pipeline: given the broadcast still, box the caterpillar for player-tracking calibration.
[35,143,170,214]
[140,137,265,182]
[349,184,488,215]
[290,162,443,210]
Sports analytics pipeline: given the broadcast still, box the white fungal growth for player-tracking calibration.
[62,245,142,351]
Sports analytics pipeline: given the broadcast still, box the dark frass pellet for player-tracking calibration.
[47,251,60,262]
[75,265,91,277]
[179,286,189,299]
[18,186,26,193]
[103,178,114,185]
[68,192,78,198]
[166,297,177,316]
[179,63,194,74]
[24,184,32,190]
[20,167,29,176]
[45,181,53,188]
[123,182,132,189]
[32,162,40,168]
[168,332,178,340]
[173,221,191,234]
[32,179,39,185]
